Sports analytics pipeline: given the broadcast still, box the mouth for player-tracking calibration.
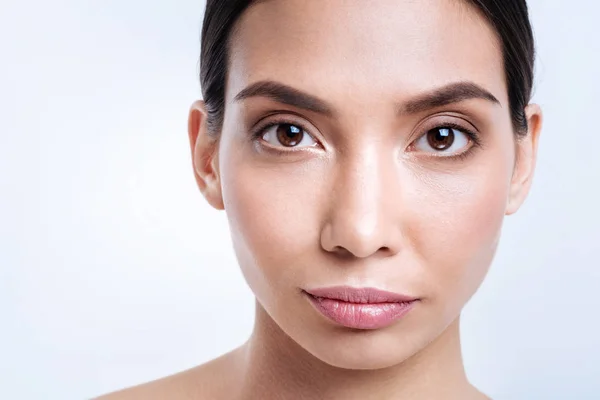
[303,286,419,330]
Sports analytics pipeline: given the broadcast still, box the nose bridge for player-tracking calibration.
[321,142,400,259]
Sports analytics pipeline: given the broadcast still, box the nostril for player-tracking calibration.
[331,246,353,258]
[320,221,401,259]
[379,246,392,255]
[329,245,393,260]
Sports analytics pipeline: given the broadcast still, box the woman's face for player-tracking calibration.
[192,0,538,369]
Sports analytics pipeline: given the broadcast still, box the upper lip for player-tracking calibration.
[304,286,418,304]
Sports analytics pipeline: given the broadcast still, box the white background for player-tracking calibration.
[1,1,598,399]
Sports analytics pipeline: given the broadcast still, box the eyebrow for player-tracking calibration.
[400,81,501,114]
[234,80,334,116]
[233,80,500,116]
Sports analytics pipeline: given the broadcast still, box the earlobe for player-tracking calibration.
[188,100,225,210]
[505,104,543,215]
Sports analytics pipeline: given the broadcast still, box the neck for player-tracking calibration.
[234,300,477,400]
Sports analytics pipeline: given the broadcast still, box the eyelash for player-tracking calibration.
[418,121,483,161]
[250,116,483,159]
[250,116,321,154]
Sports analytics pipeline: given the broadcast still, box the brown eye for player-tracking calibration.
[427,128,455,150]
[261,123,318,148]
[277,124,303,147]
[414,127,470,155]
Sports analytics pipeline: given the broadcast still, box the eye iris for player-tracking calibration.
[276,124,303,147]
[427,128,455,150]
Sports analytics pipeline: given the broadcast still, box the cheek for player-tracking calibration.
[220,154,326,302]
[408,162,511,309]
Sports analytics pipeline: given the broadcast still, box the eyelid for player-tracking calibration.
[404,115,483,161]
[250,113,324,149]
[409,115,480,145]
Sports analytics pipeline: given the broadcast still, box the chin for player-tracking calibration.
[292,323,432,371]
[316,351,409,371]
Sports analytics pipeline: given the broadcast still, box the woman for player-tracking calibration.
[100,0,542,398]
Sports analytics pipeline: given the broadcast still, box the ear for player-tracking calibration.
[188,100,224,210]
[505,104,543,215]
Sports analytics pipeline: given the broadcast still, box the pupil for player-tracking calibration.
[428,128,455,150]
[277,124,303,147]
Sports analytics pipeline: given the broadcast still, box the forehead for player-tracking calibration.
[227,0,507,107]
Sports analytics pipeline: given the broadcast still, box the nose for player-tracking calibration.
[320,146,402,259]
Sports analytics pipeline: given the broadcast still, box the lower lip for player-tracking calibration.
[305,293,416,330]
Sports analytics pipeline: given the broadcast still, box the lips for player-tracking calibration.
[303,286,418,330]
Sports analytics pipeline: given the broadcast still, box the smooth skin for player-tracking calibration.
[98,0,542,399]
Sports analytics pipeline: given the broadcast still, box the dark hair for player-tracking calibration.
[200,0,534,136]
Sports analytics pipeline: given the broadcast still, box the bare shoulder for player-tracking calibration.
[94,347,244,400]
[469,385,492,400]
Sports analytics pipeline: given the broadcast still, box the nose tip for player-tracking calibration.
[320,215,400,259]
[319,145,402,260]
